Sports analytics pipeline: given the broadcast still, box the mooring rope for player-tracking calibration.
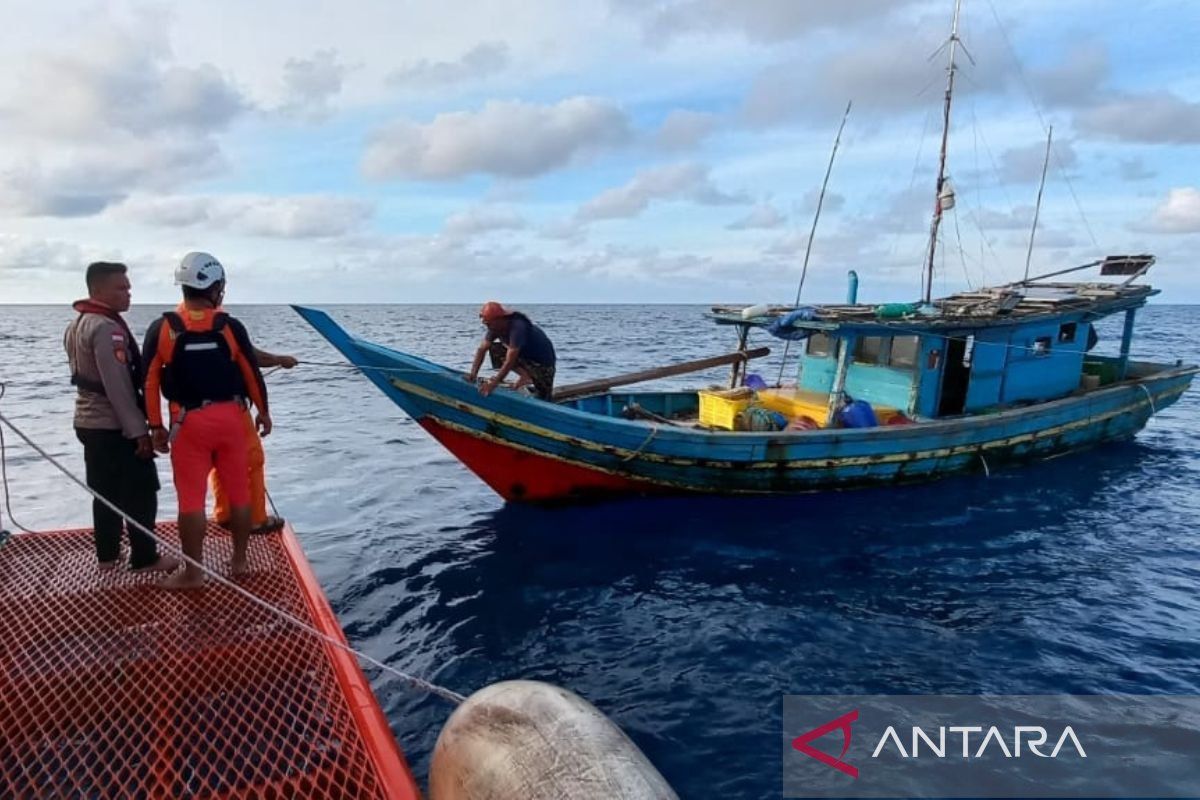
[0,395,466,706]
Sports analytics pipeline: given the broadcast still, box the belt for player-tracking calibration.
[180,395,246,411]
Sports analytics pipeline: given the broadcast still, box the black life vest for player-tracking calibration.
[69,300,145,412]
[158,311,249,410]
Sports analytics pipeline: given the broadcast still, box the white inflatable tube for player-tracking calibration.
[429,680,679,800]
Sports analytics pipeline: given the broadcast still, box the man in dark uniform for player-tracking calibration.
[466,301,557,400]
[64,262,178,572]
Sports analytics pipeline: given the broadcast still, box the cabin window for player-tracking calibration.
[1032,336,1052,356]
[807,332,834,357]
[854,336,887,365]
[891,336,919,369]
[1059,322,1077,343]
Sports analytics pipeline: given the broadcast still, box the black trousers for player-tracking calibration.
[75,428,160,568]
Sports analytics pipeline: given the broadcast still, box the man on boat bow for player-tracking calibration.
[467,302,557,400]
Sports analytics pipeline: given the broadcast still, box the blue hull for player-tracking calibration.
[295,306,1196,502]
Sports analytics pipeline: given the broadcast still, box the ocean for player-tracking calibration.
[1,303,1198,798]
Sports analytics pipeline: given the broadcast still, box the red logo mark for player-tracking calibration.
[792,709,859,779]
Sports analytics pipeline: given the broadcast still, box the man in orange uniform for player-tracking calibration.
[211,347,295,534]
[143,252,271,589]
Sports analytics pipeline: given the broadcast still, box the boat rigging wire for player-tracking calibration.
[0,385,466,706]
[983,0,1099,250]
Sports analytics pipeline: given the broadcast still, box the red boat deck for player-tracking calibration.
[0,522,421,799]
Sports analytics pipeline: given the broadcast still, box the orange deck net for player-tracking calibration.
[0,522,422,799]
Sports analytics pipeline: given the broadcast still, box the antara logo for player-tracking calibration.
[792,710,860,778]
[792,711,1088,778]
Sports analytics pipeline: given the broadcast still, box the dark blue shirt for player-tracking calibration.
[493,315,556,366]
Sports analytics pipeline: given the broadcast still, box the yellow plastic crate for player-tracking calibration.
[698,388,753,430]
[757,388,905,427]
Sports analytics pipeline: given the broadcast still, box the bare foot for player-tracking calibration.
[158,570,206,590]
[98,560,120,572]
[229,558,250,577]
[131,555,181,574]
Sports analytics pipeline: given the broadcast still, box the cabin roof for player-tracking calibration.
[710,280,1157,334]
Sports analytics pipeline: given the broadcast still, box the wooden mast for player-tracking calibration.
[922,0,965,304]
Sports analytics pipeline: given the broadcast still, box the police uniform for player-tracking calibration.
[64,299,161,567]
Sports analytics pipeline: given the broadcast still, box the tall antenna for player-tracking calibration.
[1023,125,1053,281]
[922,0,965,304]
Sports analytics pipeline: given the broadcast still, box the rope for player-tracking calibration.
[1137,383,1157,415]
[979,451,991,478]
[0,384,36,534]
[0,399,466,706]
[620,424,659,462]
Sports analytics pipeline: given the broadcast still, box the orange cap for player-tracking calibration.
[479,301,512,323]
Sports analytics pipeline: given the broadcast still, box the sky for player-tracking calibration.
[1,0,1198,305]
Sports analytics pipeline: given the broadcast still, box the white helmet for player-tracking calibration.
[175,251,225,289]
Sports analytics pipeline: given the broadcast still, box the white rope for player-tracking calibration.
[0,405,466,706]
[621,424,659,463]
[1137,383,1157,415]
[979,451,991,478]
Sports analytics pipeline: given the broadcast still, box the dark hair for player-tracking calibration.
[182,282,224,303]
[85,261,127,292]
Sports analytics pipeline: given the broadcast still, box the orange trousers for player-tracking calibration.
[211,408,268,526]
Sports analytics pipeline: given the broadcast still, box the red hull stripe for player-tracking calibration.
[419,417,661,502]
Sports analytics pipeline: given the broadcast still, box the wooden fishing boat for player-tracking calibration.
[293,267,1196,504]
[294,0,1194,505]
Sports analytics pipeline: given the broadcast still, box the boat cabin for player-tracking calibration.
[712,255,1157,424]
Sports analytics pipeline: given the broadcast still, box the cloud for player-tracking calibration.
[1116,158,1156,182]
[1075,91,1200,144]
[577,163,747,221]
[1,137,226,217]
[624,0,919,43]
[801,189,845,214]
[4,34,245,141]
[1032,43,1109,108]
[387,42,510,89]
[1139,188,1200,234]
[999,140,1076,183]
[0,234,89,273]
[0,13,249,218]
[118,194,374,238]
[443,205,527,237]
[727,202,785,230]
[655,110,720,151]
[741,24,1009,127]
[278,50,349,122]
[972,205,1035,231]
[362,97,631,180]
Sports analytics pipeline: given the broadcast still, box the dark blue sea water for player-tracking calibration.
[2,304,1198,799]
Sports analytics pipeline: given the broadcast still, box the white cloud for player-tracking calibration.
[727,202,785,230]
[578,163,747,221]
[387,42,510,89]
[362,97,631,180]
[118,194,374,238]
[655,110,720,151]
[0,12,248,219]
[1140,188,1200,234]
[1032,43,1109,108]
[443,205,527,237]
[741,24,1010,127]
[0,233,89,273]
[1116,158,1155,182]
[278,50,349,122]
[999,140,1076,184]
[624,0,919,43]
[1075,91,1200,144]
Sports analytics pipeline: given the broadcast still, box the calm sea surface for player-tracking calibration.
[1,303,1198,798]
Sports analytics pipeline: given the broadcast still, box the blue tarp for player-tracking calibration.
[767,307,818,341]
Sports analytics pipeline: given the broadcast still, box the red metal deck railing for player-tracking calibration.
[0,522,422,799]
